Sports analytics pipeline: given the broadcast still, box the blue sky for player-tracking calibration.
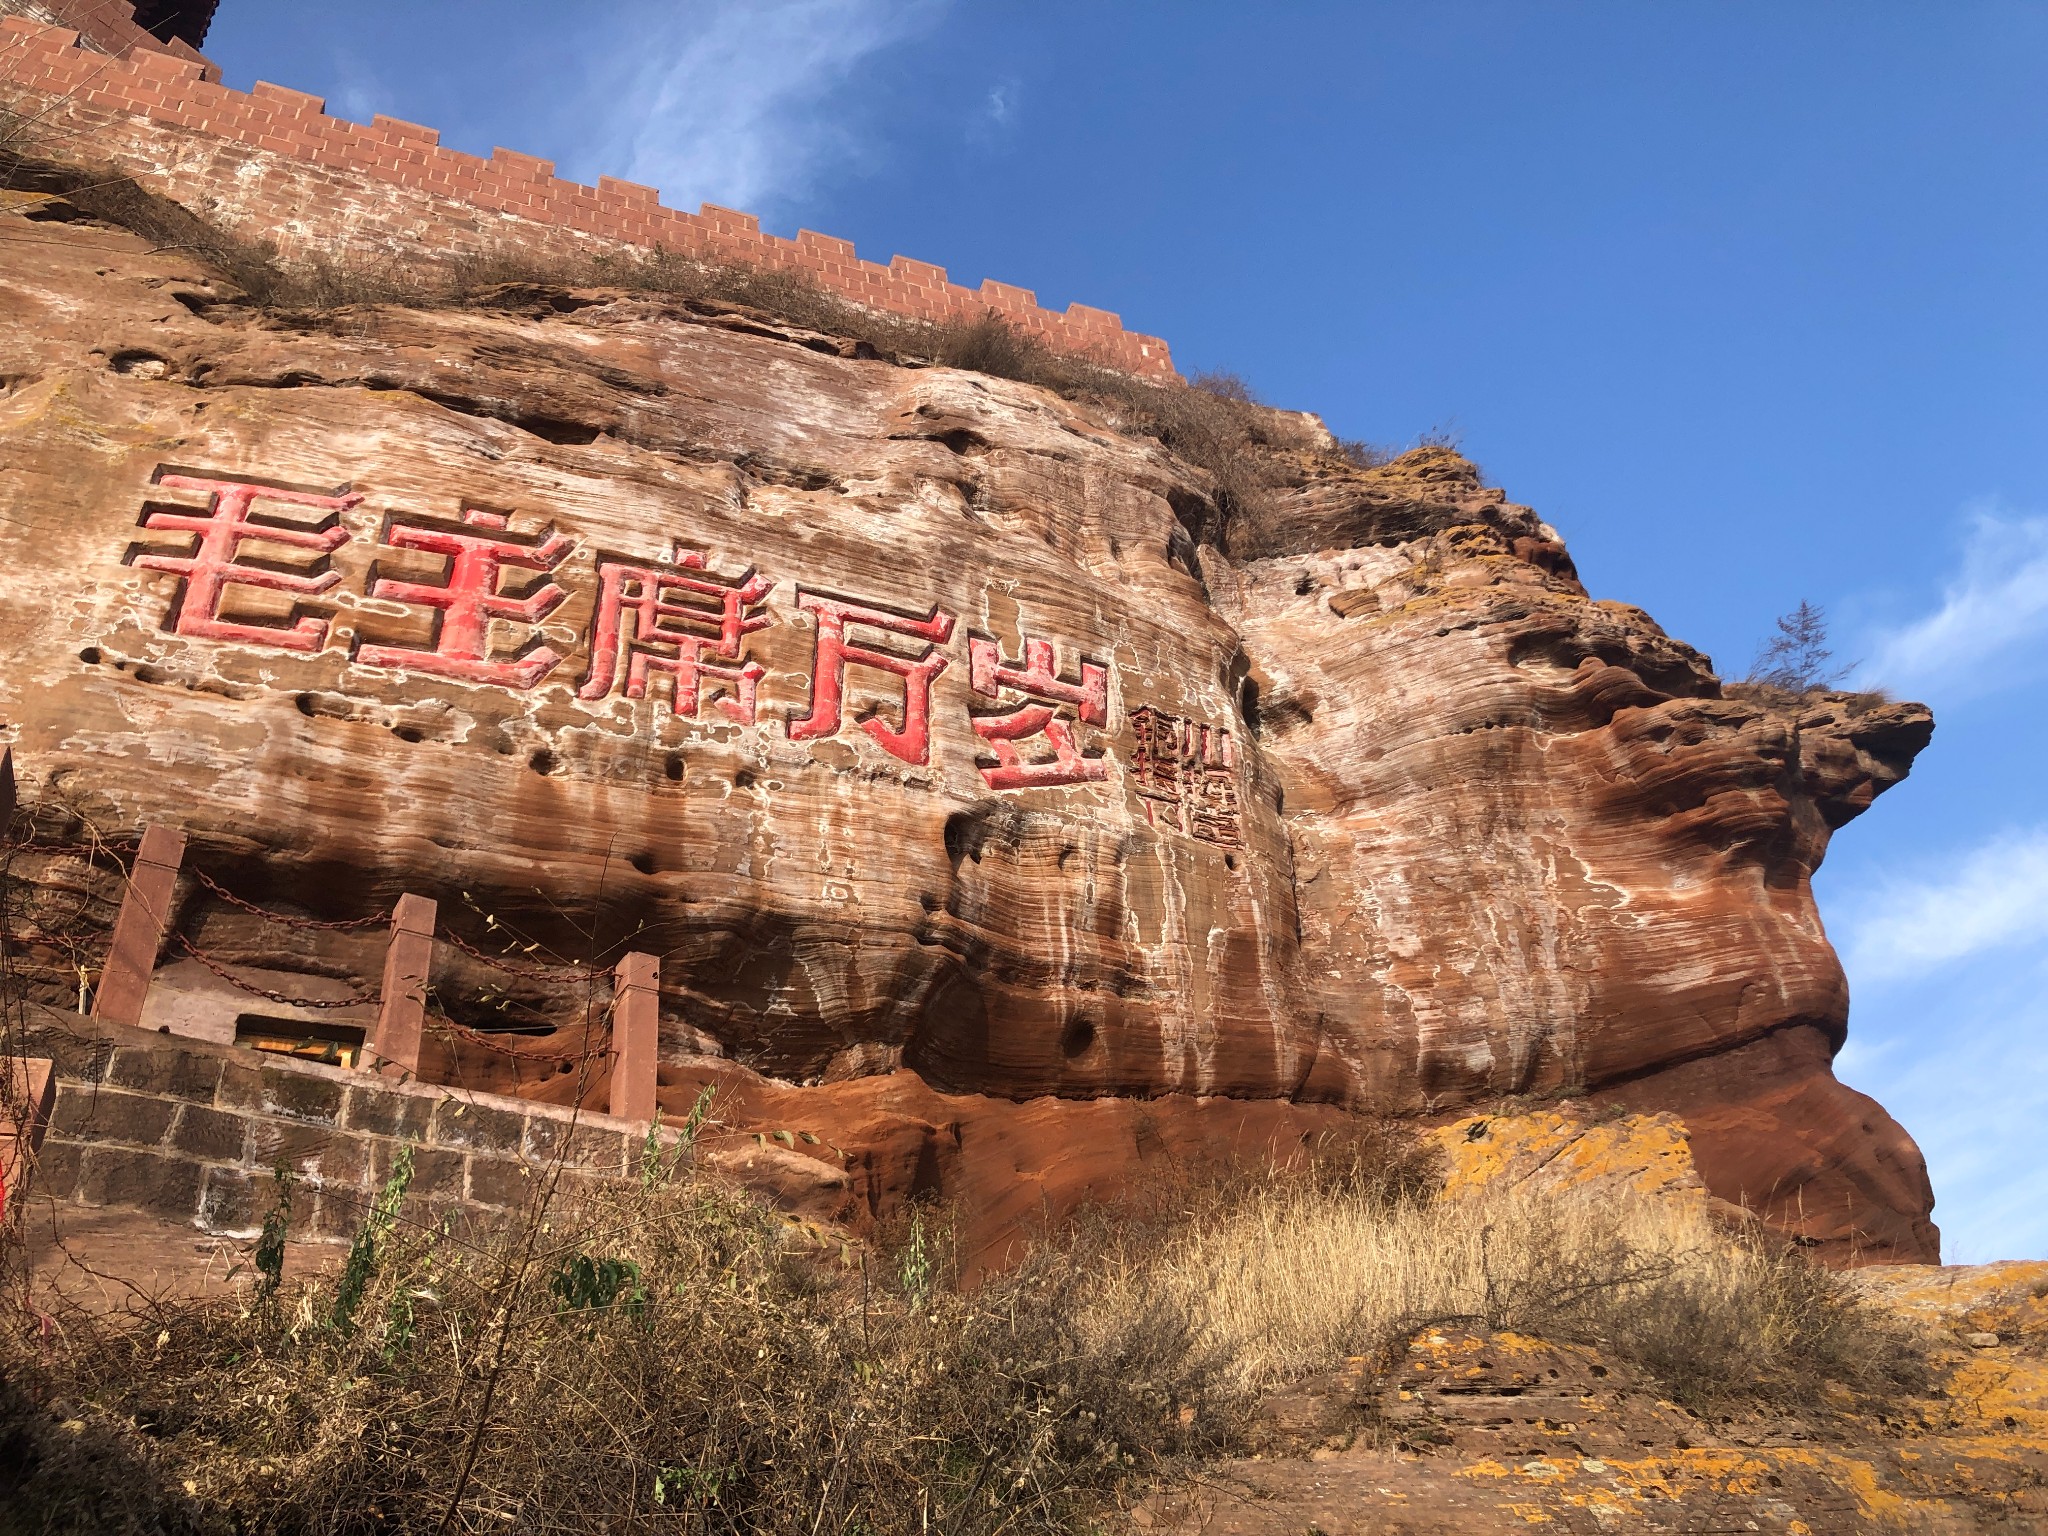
[205,2,2047,1261]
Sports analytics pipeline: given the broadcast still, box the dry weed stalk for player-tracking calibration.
[0,1120,1934,1532]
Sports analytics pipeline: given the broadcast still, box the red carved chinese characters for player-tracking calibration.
[117,466,1245,809]
[1128,707,1243,849]
[788,589,956,765]
[966,634,1110,790]
[578,547,772,722]
[354,509,573,689]
[126,473,359,652]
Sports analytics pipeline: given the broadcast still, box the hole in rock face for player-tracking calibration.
[109,350,170,378]
[528,748,557,775]
[1224,853,1238,871]
[392,724,424,744]
[943,812,980,868]
[79,647,101,665]
[1294,572,1314,596]
[1240,676,1261,735]
[1060,1017,1098,1060]
[628,850,656,876]
[733,768,756,789]
[295,693,315,716]
[663,752,684,782]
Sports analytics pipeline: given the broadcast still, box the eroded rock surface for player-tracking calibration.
[0,202,1937,1260]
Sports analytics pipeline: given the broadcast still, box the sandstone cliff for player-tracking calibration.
[0,168,1938,1261]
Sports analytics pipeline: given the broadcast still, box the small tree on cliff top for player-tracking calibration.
[1746,600,1850,693]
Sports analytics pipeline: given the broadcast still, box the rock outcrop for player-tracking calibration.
[0,181,1938,1261]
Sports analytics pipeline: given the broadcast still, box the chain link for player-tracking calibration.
[185,866,391,932]
[426,1014,612,1064]
[170,932,381,1010]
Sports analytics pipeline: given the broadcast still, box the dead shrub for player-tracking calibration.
[0,1161,1229,1535]
[0,1113,1939,1532]
[1138,1175,1930,1415]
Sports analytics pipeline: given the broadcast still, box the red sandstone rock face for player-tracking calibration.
[0,204,1938,1262]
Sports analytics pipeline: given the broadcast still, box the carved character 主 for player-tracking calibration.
[354,508,573,689]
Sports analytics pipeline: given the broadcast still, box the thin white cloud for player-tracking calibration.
[1839,825,2048,985]
[1854,507,2048,702]
[1834,951,2048,1262]
[597,0,945,219]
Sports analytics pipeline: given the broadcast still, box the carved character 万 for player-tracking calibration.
[788,589,956,765]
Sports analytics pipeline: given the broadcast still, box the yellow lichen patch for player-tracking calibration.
[1430,1109,1705,1206]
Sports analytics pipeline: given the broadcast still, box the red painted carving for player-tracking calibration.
[968,637,1108,725]
[354,509,573,688]
[126,472,359,652]
[967,634,1110,790]
[788,589,956,765]
[1128,706,1243,849]
[578,546,773,722]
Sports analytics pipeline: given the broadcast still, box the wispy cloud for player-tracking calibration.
[1853,507,2048,702]
[594,0,946,220]
[1834,950,2048,1262]
[1838,824,2048,984]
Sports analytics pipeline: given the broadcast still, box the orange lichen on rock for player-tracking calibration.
[1428,1108,1706,1206]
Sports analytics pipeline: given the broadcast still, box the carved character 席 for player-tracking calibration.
[578,546,773,722]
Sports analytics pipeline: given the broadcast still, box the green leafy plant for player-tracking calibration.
[251,1163,294,1304]
[549,1253,649,1331]
[331,1144,413,1337]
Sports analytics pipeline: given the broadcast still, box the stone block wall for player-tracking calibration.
[20,1010,672,1245]
[0,15,1176,378]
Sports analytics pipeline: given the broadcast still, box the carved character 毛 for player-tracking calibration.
[788,589,956,765]
[578,546,773,722]
[125,471,360,652]
[966,633,1110,790]
[354,509,573,689]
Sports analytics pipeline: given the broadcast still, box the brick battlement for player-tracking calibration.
[0,15,1176,377]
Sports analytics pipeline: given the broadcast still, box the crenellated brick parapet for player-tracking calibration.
[0,15,1176,377]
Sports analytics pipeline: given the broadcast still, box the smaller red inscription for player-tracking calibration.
[578,546,772,722]
[789,589,956,765]
[967,634,1110,790]
[126,473,360,652]
[1128,706,1244,850]
[354,509,573,689]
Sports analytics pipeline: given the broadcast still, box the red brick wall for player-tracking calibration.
[0,0,213,74]
[0,15,1177,378]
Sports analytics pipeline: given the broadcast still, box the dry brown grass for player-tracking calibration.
[0,1120,1934,1534]
[1132,1175,1929,1413]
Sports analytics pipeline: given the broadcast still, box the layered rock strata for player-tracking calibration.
[0,190,1938,1262]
